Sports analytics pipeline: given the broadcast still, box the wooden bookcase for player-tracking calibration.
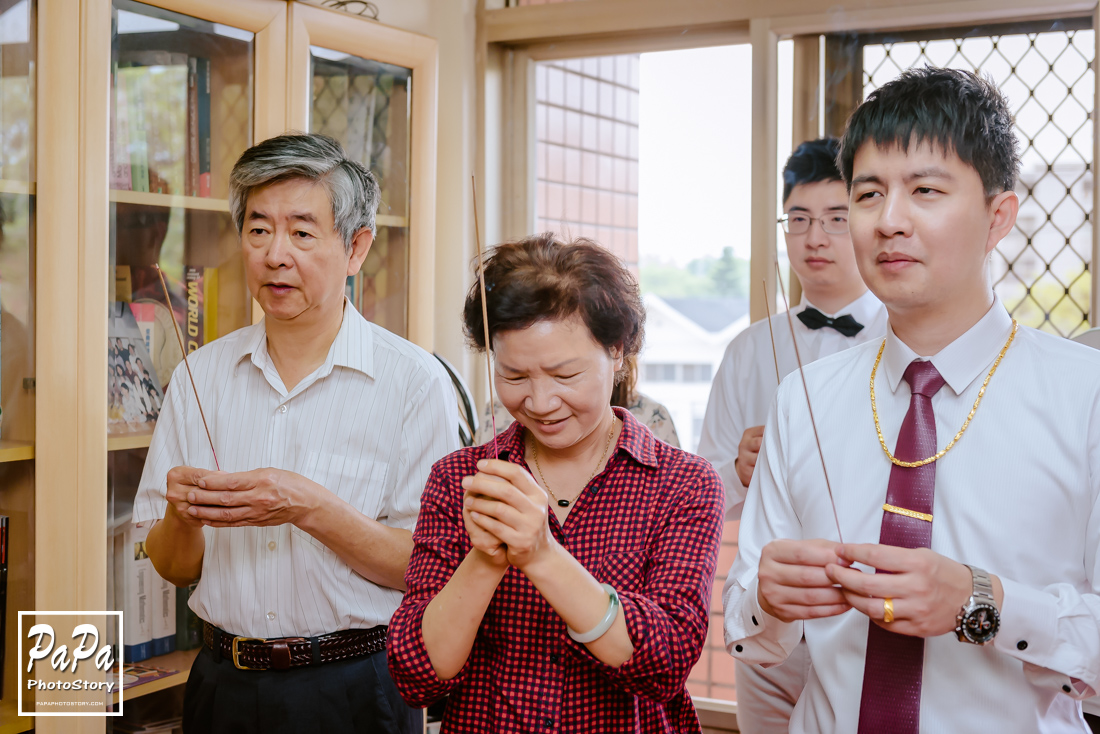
[0,2,438,733]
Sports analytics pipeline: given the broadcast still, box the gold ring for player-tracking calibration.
[883,597,894,624]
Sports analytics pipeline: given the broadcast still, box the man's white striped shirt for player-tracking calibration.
[133,301,459,638]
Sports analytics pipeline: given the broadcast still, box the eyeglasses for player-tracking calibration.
[778,212,849,235]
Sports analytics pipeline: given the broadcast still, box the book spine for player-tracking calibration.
[122,68,150,194]
[110,62,132,191]
[0,516,8,698]
[187,57,199,198]
[150,571,175,657]
[175,584,202,651]
[184,266,204,354]
[114,522,152,663]
[196,58,211,198]
[204,267,218,344]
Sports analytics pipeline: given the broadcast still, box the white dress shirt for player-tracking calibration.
[133,301,459,638]
[724,297,1100,733]
[698,290,886,520]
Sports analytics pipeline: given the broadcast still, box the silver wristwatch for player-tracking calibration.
[956,564,1000,645]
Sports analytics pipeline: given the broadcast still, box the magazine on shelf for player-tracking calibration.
[108,302,165,435]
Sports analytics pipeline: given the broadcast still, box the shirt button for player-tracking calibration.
[543,718,553,728]
[267,611,276,621]
[1063,684,1072,693]
[279,404,287,414]
[268,541,277,551]
[1017,640,1028,651]
[549,653,559,664]
[751,615,759,626]
[735,644,744,653]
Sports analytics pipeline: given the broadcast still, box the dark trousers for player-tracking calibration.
[183,644,421,734]
[1086,712,1100,734]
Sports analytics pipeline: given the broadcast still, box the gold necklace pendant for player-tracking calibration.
[870,320,1018,468]
[532,417,618,507]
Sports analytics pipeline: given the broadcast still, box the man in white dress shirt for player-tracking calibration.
[698,138,885,733]
[133,133,458,734]
[725,67,1100,732]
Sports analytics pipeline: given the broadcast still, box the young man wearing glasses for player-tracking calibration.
[698,138,885,734]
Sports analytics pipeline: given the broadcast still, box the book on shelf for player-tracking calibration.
[0,515,7,699]
[118,66,150,194]
[110,61,133,191]
[109,302,165,436]
[109,52,209,198]
[196,57,212,197]
[113,520,153,664]
[151,573,175,657]
[175,583,202,651]
[184,266,219,352]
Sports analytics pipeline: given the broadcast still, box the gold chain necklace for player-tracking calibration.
[871,320,1018,468]
[531,417,618,508]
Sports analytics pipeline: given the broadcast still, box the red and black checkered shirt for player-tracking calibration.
[388,407,724,733]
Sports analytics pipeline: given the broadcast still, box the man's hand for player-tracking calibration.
[183,468,322,528]
[735,425,765,487]
[825,544,1000,638]
[462,459,557,572]
[757,538,851,622]
[166,466,218,528]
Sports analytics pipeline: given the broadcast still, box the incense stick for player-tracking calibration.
[761,278,781,386]
[774,263,843,543]
[154,265,221,471]
[470,176,499,459]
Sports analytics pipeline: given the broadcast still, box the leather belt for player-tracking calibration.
[203,621,388,671]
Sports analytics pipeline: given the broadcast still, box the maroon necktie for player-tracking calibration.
[857,360,945,734]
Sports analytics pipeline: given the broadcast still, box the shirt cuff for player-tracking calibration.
[994,577,1092,699]
[725,575,802,665]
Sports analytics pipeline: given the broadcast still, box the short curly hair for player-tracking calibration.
[839,67,1020,195]
[462,233,645,360]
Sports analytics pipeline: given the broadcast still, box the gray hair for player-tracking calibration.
[229,132,380,253]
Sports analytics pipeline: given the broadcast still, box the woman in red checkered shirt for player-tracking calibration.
[387,234,725,733]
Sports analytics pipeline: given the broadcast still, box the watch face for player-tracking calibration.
[961,603,1000,644]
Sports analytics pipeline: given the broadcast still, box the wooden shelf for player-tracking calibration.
[110,189,230,212]
[108,431,154,452]
[113,648,201,705]
[377,214,408,228]
[0,179,34,196]
[0,440,34,463]
[0,699,32,734]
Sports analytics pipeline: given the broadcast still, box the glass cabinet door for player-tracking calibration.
[105,0,256,710]
[108,0,254,441]
[310,47,412,338]
[0,0,34,723]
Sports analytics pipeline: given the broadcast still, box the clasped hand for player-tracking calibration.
[758,538,975,638]
[461,459,557,571]
[166,465,319,528]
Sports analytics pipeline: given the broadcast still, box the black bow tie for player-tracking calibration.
[796,307,864,337]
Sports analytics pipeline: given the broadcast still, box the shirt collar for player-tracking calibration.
[800,288,883,323]
[233,299,375,380]
[495,405,659,469]
[882,295,1014,395]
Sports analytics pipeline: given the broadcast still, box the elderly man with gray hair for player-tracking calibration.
[133,132,458,733]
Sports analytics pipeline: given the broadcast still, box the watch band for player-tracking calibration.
[965,564,995,605]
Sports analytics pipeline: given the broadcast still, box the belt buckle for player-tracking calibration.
[231,636,266,670]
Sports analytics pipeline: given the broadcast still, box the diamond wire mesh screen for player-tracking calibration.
[862,22,1095,336]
